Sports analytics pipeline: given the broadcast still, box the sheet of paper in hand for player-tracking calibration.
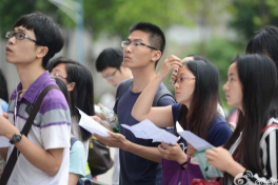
[121,119,179,145]
[178,130,214,151]
[78,109,110,137]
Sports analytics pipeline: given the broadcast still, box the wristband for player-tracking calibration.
[180,161,187,170]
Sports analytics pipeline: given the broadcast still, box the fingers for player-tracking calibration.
[167,55,181,62]
[187,143,197,151]
[168,60,182,68]
[170,69,178,84]
[98,103,104,109]
[3,113,8,119]
[205,149,218,160]
[165,55,182,68]
[160,141,171,149]
[158,144,167,156]
[108,131,121,138]
[91,115,102,123]
[93,133,102,140]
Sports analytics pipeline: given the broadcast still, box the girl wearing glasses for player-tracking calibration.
[132,55,232,185]
[49,58,95,183]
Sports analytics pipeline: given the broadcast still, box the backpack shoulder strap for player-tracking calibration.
[70,137,79,150]
[153,87,174,106]
[261,123,278,133]
[0,85,60,184]
[114,78,133,114]
[117,78,133,98]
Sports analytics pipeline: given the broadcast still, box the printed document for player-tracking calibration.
[78,109,110,137]
[121,119,179,144]
[178,130,214,151]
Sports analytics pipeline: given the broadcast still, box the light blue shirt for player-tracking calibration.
[0,99,8,112]
[70,139,86,177]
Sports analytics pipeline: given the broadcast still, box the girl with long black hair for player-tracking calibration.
[132,55,232,185]
[50,58,95,161]
[206,54,278,185]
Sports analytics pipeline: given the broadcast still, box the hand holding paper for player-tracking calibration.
[177,130,223,179]
[78,109,110,137]
[121,119,179,145]
[178,130,214,151]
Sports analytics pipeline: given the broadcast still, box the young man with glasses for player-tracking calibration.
[0,13,71,185]
[96,48,132,88]
[95,48,132,185]
[94,22,176,185]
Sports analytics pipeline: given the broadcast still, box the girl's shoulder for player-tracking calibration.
[209,115,232,135]
[211,115,228,126]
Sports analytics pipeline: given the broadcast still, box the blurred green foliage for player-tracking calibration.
[0,0,60,37]
[0,0,232,39]
[1,0,278,112]
[230,0,278,41]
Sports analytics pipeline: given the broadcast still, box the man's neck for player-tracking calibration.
[131,65,157,93]
[16,63,45,92]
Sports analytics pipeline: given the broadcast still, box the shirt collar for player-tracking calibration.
[15,71,53,103]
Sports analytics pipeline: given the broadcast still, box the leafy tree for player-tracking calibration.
[0,0,59,36]
[230,0,278,41]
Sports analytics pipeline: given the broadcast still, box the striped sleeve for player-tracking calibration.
[244,128,278,185]
[40,89,71,150]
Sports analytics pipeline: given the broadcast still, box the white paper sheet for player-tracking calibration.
[121,119,179,145]
[176,121,184,132]
[178,130,214,151]
[78,109,110,137]
[0,136,11,148]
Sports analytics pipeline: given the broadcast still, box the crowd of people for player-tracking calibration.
[0,12,278,185]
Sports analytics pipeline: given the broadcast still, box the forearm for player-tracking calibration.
[132,76,162,120]
[68,173,79,185]
[124,141,162,163]
[226,161,246,178]
[6,128,63,176]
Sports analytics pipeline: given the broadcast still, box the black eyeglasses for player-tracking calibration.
[6,31,38,44]
[104,69,118,80]
[172,76,196,85]
[121,40,158,50]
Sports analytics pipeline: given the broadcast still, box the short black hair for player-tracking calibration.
[246,25,278,74]
[96,48,123,72]
[14,12,64,68]
[129,22,166,67]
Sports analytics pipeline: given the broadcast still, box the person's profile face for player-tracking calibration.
[174,66,196,108]
[122,30,156,69]
[223,62,243,111]
[5,26,38,65]
[101,67,121,87]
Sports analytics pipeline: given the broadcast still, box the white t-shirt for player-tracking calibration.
[6,76,71,185]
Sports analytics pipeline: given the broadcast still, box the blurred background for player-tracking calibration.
[1,0,278,116]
